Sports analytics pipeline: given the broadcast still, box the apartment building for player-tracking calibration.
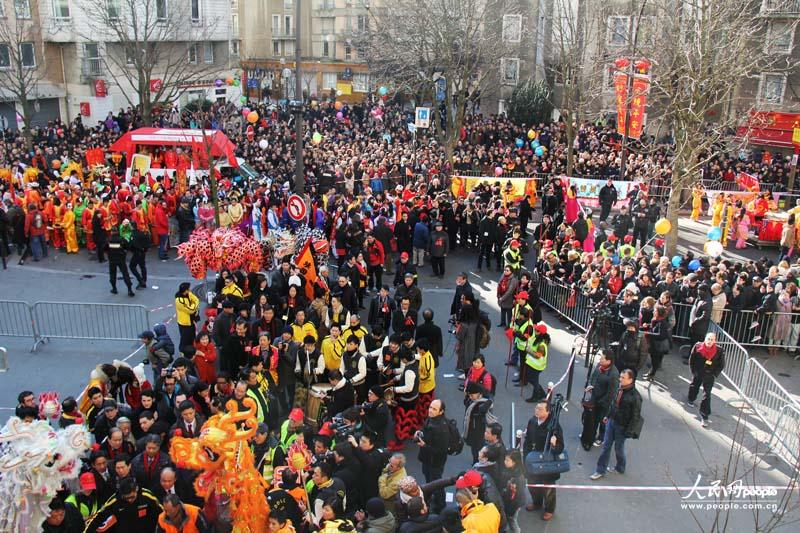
[239,0,371,103]
[0,0,237,130]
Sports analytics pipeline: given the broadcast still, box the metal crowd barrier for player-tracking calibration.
[716,309,800,350]
[0,300,38,339]
[0,300,151,351]
[539,278,800,466]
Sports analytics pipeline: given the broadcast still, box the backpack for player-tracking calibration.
[33,212,43,229]
[446,417,464,456]
[478,311,491,348]
[477,369,497,396]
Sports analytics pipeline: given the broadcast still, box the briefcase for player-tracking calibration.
[525,448,571,476]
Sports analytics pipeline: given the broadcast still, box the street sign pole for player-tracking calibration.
[293,0,304,194]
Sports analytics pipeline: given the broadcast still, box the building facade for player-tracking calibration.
[0,0,238,131]
[239,0,372,103]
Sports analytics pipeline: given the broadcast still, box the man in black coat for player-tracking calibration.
[591,369,643,480]
[688,284,712,348]
[612,205,633,240]
[416,399,450,513]
[523,401,564,521]
[176,197,196,244]
[349,432,388,504]
[687,332,725,428]
[450,272,474,318]
[476,210,497,271]
[415,309,443,366]
[598,179,618,222]
[581,351,620,450]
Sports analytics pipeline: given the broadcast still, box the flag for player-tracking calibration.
[613,72,629,136]
[294,238,318,301]
[736,172,760,193]
[627,74,650,140]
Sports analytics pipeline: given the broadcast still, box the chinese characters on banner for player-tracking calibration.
[628,74,650,140]
[614,72,629,137]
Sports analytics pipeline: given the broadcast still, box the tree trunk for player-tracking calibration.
[209,165,221,227]
[665,164,685,257]
[19,100,33,151]
[565,113,575,177]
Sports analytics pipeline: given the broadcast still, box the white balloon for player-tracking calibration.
[706,240,724,257]
[258,139,269,149]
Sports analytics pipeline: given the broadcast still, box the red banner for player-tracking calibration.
[628,75,649,140]
[94,79,107,98]
[613,72,629,136]
[79,102,91,116]
[736,171,760,193]
[149,79,163,93]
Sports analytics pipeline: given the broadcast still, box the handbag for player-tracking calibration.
[525,447,570,476]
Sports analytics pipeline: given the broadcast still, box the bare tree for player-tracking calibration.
[0,4,45,149]
[78,0,224,125]
[544,0,606,176]
[359,0,520,165]
[646,0,798,255]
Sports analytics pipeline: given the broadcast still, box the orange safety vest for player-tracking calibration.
[157,504,202,533]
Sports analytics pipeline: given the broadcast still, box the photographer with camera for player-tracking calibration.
[415,399,449,514]
[348,430,388,503]
[362,385,392,447]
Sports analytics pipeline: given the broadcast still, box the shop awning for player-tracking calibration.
[109,128,238,166]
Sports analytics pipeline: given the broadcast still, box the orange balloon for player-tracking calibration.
[226,77,234,86]
[52,159,62,169]
[334,101,343,111]
[247,111,259,123]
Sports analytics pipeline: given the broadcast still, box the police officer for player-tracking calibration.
[108,228,135,296]
[129,221,150,290]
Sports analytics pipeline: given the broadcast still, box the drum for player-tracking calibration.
[306,383,332,428]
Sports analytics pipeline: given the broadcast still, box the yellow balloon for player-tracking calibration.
[527,129,536,140]
[654,218,671,235]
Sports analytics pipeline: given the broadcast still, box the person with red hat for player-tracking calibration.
[393,251,418,287]
[519,323,550,403]
[502,239,523,273]
[65,471,102,521]
[280,407,306,451]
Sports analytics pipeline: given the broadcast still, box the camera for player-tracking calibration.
[329,415,356,439]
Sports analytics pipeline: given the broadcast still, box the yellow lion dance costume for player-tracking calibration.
[170,398,269,533]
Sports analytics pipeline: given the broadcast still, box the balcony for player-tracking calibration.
[762,0,800,16]
[81,57,103,78]
[272,30,296,40]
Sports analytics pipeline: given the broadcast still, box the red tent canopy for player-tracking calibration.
[109,128,238,166]
[736,111,800,150]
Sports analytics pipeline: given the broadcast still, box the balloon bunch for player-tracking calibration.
[178,227,263,279]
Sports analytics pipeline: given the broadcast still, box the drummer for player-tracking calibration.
[326,370,356,418]
[340,335,368,404]
[296,335,319,390]
[372,334,404,387]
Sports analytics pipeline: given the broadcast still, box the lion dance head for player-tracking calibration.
[0,417,90,531]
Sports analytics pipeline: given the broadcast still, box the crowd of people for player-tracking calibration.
[1,97,798,533]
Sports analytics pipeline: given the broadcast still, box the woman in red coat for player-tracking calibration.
[193,331,218,384]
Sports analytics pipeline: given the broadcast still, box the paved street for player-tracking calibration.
[0,233,798,532]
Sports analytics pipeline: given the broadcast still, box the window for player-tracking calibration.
[230,40,239,55]
[273,41,280,55]
[14,0,31,19]
[125,46,135,66]
[498,99,507,116]
[107,0,120,19]
[635,16,656,48]
[156,0,167,21]
[322,72,337,89]
[345,44,351,60]
[187,43,198,64]
[0,2,4,17]
[272,15,280,33]
[0,45,10,69]
[607,16,629,45]
[84,43,100,59]
[759,72,787,104]
[323,41,329,57]
[231,13,239,35]
[53,0,71,18]
[284,0,292,7]
[203,42,214,63]
[284,41,294,56]
[191,0,200,22]
[322,0,334,8]
[766,21,794,54]
[357,15,367,32]
[284,15,292,35]
[353,73,369,92]
[502,14,522,43]
[20,42,35,68]
[500,57,519,85]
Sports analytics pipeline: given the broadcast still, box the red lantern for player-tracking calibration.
[634,58,651,74]
[614,57,630,69]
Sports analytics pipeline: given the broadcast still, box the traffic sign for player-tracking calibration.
[287,194,307,221]
[415,107,430,128]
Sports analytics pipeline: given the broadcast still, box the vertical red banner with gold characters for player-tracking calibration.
[614,72,629,136]
[628,74,650,140]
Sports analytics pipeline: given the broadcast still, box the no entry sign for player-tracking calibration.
[287,194,307,221]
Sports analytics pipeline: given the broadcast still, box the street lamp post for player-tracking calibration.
[291,0,305,194]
